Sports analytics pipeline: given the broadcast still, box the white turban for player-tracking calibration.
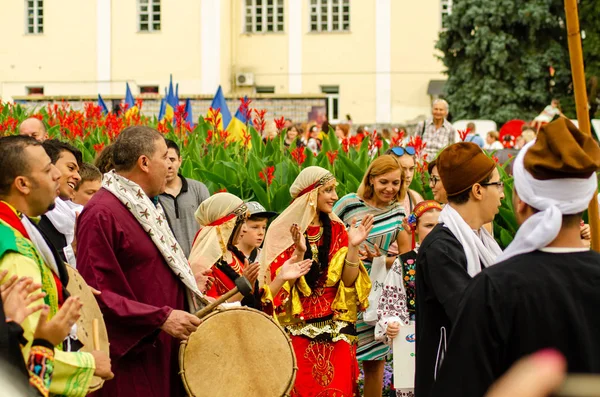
[495,141,598,263]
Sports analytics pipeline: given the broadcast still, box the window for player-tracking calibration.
[27,86,44,95]
[140,85,159,94]
[25,0,44,34]
[310,0,349,32]
[321,85,339,123]
[256,86,275,94]
[441,0,453,29]
[244,0,284,33]
[139,0,161,32]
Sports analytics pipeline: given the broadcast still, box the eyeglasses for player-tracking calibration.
[429,176,441,186]
[480,181,504,190]
[390,146,416,157]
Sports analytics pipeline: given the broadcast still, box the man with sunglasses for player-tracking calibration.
[387,146,424,214]
[417,99,456,160]
[431,119,600,397]
[414,142,504,396]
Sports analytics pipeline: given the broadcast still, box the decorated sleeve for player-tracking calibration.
[27,340,55,397]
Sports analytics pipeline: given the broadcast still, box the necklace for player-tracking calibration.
[306,227,323,262]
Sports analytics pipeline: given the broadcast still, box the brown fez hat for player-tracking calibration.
[437,142,496,196]
[524,118,600,180]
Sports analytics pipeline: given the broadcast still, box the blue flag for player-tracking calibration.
[184,98,194,127]
[209,86,232,130]
[98,94,109,115]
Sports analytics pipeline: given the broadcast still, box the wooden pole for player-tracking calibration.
[564,0,600,252]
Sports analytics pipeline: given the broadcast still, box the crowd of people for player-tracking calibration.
[1,99,599,397]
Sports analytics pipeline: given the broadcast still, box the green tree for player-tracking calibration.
[436,0,600,124]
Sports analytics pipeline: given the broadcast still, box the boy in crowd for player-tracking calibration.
[235,201,277,263]
[72,163,102,206]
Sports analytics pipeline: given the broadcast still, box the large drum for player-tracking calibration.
[179,306,297,397]
[65,266,110,392]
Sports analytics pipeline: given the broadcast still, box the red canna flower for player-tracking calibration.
[457,128,470,142]
[291,147,307,166]
[274,116,286,132]
[242,128,251,147]
[238,97,253,122]
[218,187,228,193]
[93,143,105,153]
[206,130,214,143]
[492,155,499,163]
[326,150,338,165]
[507,153,513,159]
[157,121,170,134]
[258,166,275,186]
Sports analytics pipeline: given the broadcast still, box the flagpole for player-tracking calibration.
[564,0,600,252]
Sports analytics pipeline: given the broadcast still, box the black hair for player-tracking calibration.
[165,139,181,157]
[42,139,82,166]
[0,136,41,196]
[303,211,332,290]
[447,171,493,205]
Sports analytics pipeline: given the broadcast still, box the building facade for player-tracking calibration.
[0,0,450,124]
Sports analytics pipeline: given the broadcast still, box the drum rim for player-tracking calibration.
[179,306,297,397]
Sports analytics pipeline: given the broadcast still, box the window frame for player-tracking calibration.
[244,0,285,34]
[440,0,453,30]
[309,0,350,33]
[321,85,340,123]
[138,0,161,32]
[25,0,44,35]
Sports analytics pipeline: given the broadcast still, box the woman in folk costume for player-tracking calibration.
[333,155,410,397]
[189,192,261,304]
[375,200,442,397]
[259,166,374,397]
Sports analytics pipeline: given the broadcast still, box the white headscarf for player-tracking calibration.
[188,193,247,274]
[495,141,598,263]
[259,166,341,286]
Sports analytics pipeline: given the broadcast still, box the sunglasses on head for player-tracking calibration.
[390,146,416,157]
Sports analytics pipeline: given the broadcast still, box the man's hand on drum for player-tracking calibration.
[276,258,313,282]
[161,309,202,341]
[2,276,46,324]
[91,350,114,380]
[243,260,260,289]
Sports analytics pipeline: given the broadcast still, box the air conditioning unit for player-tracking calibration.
[236,72,255,87]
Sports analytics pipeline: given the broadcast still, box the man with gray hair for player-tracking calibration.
[76,126,208,396]
[418,99,456,160]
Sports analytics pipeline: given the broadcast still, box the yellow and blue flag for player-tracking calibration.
[226,96,250,142]
[98,94,109,115]
[209,86,232,130]
[124,83,138,116]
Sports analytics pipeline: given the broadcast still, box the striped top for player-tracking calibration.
[333,193,406,255]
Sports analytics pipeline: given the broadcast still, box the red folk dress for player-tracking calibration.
[263,221,371,397]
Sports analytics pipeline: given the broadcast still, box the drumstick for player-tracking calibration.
[92,319,100,350]
[194,277,253,319]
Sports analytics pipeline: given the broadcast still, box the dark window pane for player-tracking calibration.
[277,23,283,30]
[333,98,339,120]
[38,26,43,33]
[140,22,149,30]
[153,4,160,12]
[140,14,148,21]
[246,0,252,6]
[310,23,317,31]
[267,25,273,31]
[343,23,349,30]
[153,23,160,30]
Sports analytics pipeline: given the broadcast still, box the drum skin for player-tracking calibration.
[65,266,110,392]
[179,306,297,397]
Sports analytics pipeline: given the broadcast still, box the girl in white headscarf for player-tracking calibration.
[189,193,257,302]
[260,166,374,397]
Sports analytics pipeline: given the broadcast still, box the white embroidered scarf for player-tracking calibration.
[102,171,203,308]
[438,204,502,277]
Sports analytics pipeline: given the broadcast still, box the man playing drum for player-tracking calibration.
[77,126,209,396]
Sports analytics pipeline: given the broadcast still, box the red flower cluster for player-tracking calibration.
[291,146,307,166]
[259,166,275,186]
[93,143,105,154]
[238,97,253,122]
[274,116,286,132]
[0,116,18,135]
[326,150,338,165]
[242,128,251,147]
[407,135,426,158]
[253,109,267,134]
